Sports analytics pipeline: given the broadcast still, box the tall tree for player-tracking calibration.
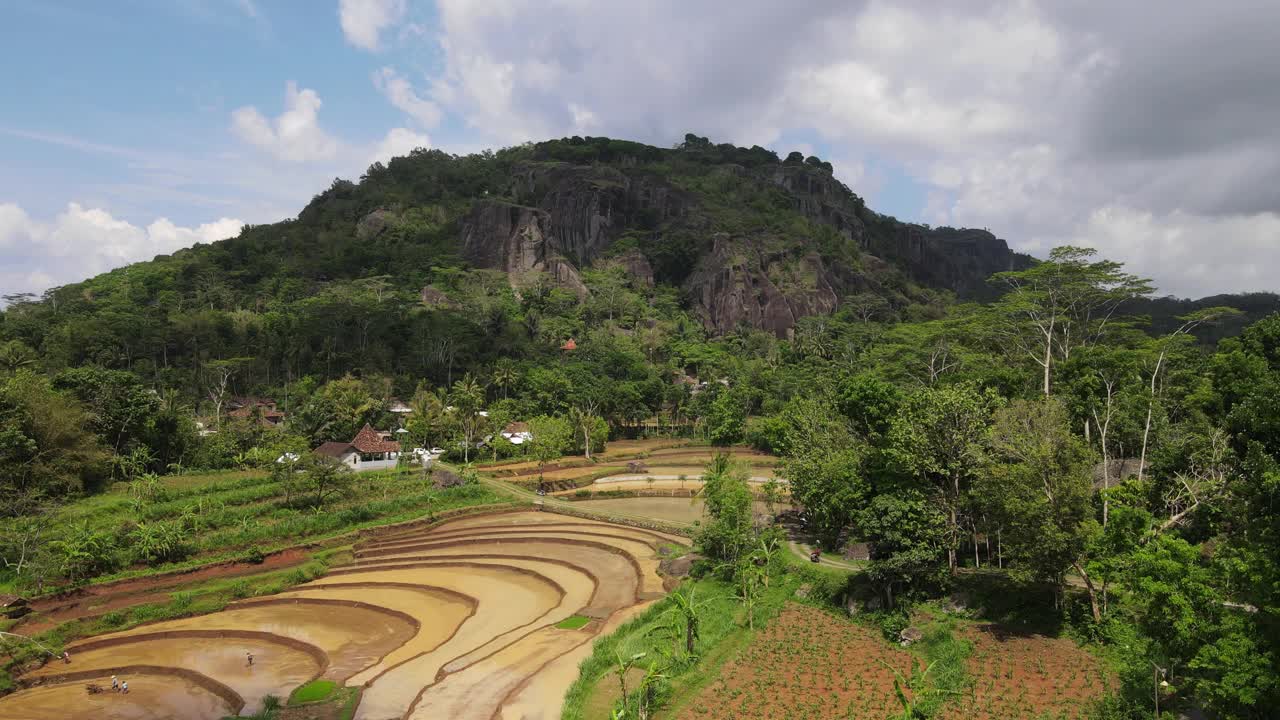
[448,373,486,462]
[887,383,996,573]
[979,397,1102,621]
[991,246,1152,396]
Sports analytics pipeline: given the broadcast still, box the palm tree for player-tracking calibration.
[492,360,518,400]
[449,374,485,462]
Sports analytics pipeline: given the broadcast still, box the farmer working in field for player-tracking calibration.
[111,675,118,691]
[246,651,254,667]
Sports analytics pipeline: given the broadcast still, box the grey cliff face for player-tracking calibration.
[456,160,1028,335]
[685,235,839,338]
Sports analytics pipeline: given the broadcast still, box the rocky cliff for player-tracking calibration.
[448,140,1031,336]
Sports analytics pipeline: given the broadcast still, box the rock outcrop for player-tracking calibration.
[356,209,397,241]
[685,235,840,338]
[460,200,588,298]
[458,156,1030,335]
[770,164,1032,297]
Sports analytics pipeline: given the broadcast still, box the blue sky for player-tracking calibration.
[2,1,1278,299]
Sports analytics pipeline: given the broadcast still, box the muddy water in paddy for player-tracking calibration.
[306,564,567,720]
[365,531,666,595]
[16,514,675,720]
[26,636,320,715]
[98,602,413,681]
[499,601,655,720]
[270,585,473,682]
[409,626,591,720]
[358,542,639,610]
[575,496,783,524]
[0,674,233,720]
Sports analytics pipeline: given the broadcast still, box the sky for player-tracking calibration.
[2,0,1278,300]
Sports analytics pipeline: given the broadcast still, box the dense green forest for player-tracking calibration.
[2,136,1280,718]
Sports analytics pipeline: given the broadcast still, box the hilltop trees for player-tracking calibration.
[991,246,1153,396]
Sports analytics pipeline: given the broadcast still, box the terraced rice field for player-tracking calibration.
[573,496,783,525]
[0,510,685,720]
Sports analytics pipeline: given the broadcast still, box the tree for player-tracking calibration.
[860,491,949,608]
[569,401,605,459]
[886,383,995,573]
[656,585,713,657]
[836,373,901,438]
[449,373,485,462]
[52,366,160,471]
[491,360,518,400]
[527,415,573,489]
[778,398,869,548]
[0,371,108,514]
[1136,307,1243,482]
[205,357,252,427]
[405,385,447,451]
[0,509,52,585]
[302,455,353,510]
[991,246,1152,396]
[696,454,754,565]
[979,397,1102,621]
[704,387,745,446]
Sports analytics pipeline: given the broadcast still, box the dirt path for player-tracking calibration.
[16,549,309,634]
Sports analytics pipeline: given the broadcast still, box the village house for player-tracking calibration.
[313,424,402,471]
[501,421,534,445]
[227,397,286,427]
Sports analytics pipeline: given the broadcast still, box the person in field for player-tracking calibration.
[246,651,254,667]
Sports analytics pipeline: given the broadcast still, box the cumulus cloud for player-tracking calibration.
[231,81,339,162]
[406,0,1280,298]
[373,67,443,128]
[371,127,431,165]
[0,203,241,297]
[339,0,406,51]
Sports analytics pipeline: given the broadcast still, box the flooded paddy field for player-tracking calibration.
[2,509,683,720]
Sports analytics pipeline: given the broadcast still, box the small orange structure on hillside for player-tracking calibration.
[561,338,577,351]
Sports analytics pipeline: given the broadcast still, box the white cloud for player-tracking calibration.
[406,0,1280,297]
[339,0,406,51]
[373,67,443,128]
[231,81,339,162]
[371,127,431,165]
[0,202,241,296]
[1071,207,1280,299]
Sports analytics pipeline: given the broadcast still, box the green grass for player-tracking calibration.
[910,615,975,717]
[556,615,591,629]
[288,679,337,704]
[337,687,363,720]
[560,559,814,720]
[17,478,510,594]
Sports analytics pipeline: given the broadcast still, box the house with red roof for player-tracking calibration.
[227,397,286,427]
[313,424,402,471]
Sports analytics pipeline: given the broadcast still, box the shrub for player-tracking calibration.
[130,520,192,565]
[242,547,266,564]
[229,580,252,599]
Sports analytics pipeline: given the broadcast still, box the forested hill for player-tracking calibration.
[6,135,1036,335]
[1,133,1276,397]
